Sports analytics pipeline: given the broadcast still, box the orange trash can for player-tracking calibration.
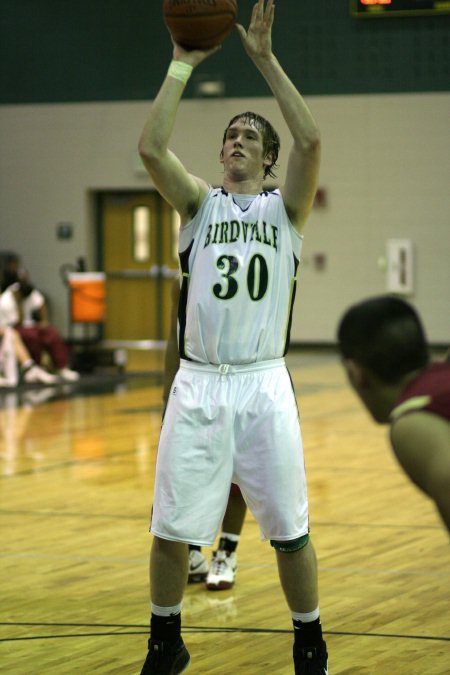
[68,272,106,323]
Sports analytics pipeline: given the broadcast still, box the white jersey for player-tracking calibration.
[0,283,45,328]
[178,187,303,365]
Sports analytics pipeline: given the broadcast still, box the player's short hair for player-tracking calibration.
[221,111,280,179]
[0,253,21,292]
[337,295,429,383]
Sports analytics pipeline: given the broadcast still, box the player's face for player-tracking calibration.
[342,359,389,424]
[221,120,271,178]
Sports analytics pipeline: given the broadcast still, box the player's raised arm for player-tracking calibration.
[236,0,321,232]
[138,42,217,223]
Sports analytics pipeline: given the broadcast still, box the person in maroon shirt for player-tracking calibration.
[337,295,450,533]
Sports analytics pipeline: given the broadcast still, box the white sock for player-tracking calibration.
[151,602,182,617]
[220,532,240,542]
[292,607,320,623]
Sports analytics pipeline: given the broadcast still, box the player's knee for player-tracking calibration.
[270,533,310,552]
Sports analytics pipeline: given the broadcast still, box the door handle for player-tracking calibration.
[106,269,156,279]
[105,266,178,280]
[159,265,178,279]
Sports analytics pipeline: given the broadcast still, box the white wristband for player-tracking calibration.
[167,60,193,85]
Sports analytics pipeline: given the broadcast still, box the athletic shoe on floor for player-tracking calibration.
[206,550,237,590]
[23,365,58,385]
[0,376,14,388]
[294,640,328,675]
[140,638,190,674]
[58,367,80,382]
[22,387,57,406]
[188,549,209,583]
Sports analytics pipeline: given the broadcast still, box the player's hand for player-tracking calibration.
[172,40,221,68]
[236,0,274,63]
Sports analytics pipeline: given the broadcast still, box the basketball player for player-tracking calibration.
[164,276,247,590]
[138,1,327,673]
[337,295,450,533]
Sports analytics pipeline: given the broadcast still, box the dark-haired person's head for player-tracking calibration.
[1,270,19,293]
[337,296,430,422]
[337,296,429,382]
[1,253,21,292]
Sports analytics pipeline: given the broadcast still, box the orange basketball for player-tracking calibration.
[163,0,238,50]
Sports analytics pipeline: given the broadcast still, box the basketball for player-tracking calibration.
[163,0,238,50]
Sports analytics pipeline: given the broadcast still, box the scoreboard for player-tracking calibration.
[351,0,450,17]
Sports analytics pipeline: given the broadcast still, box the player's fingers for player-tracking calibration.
[250,2,259,26]
[235,24,247,40]
[265,0,274,16]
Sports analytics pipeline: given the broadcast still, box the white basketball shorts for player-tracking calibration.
[150,358,309,546]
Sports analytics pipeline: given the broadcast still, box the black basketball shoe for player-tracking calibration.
[140,638,190,674]
[294,640,328,674]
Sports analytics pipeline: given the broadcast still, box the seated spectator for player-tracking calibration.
[0,278,79,382]
[0,325,58,387]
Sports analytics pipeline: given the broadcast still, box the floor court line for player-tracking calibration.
[1,626,448,643]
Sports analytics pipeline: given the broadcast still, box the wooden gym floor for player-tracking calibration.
[0,350,449,674]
